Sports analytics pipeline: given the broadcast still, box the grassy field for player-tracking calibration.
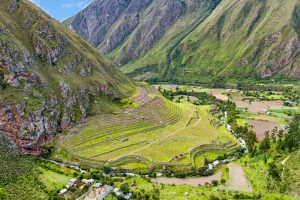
[284,151,300,198]
[105,174,295,200]
[38,168,72,192]
[194,152,229,168]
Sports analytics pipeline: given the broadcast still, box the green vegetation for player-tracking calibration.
[0,134,48,200]
[38,168,72,192]
[284,151,300,196]
[120,0,300,84]
[56,87,237,172]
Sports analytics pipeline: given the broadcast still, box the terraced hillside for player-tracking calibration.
[58,87,238,169]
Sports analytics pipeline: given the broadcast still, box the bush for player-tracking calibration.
[211,180,219,186]
[120,183,130,194]
[0,187,8,200]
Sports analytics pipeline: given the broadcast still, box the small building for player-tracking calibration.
[59,188,67,195]
[156,172,163,177]
[67,178,77,187]
[113,188,122,196]
[70,178,77,183]
[67,182,75,187]
[124,193,133,199]
[82,178,94,185]
[94,182,102,188]
[212,160,220,166]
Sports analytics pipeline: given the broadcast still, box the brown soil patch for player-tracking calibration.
[151,172,222,186]
[189,96,199,101]
[208,89,229,101]
[233,100,283,113]
[248,120,280,140]
[220,163,252,192]
[133,87,152,105]
[168,84,177,89]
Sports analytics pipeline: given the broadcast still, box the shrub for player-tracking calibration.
[120,183,130,194]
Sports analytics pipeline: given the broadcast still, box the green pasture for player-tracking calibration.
[194,152,230,168]
[38,167,72,192]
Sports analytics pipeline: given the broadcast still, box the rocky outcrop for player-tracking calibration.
[0,0,133,155]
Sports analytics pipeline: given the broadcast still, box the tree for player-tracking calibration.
[220,178,226,185]
[211,180,218,186]
[120,183,130,194]
[283,114,300,152]
[0,187,7,200]
[259,132,271,152]
[152,188,160,200]
[103,166,112,174]
[264,154,268,165]
[268,161,281,181]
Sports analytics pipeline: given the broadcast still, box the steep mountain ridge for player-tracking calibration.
[65,0,220,67]
[0,0,134,154]
[67,0,300,83]
[164,0,300,82]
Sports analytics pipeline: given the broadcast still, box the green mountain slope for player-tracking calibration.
[161,0,300,83]
[0,0,134,154]
[123,0,300,83]
[67,0,300,83]
[64,0,221,74]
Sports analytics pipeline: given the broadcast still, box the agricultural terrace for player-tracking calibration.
[60,86,238,169]
[157,84,299,140]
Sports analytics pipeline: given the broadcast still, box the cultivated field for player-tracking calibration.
[248,120,281,140]
[154,84,299,140]
[60,86,237,169]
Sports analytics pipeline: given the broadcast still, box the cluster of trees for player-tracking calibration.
[257,114,300,155]
[159,87,220,106]
[235,126,258,155]
[132,187,160,200]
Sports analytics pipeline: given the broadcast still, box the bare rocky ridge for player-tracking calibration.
[0,0,133,155]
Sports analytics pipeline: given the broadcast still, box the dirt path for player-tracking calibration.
[281,155,290,177]
[151,171,222,186]
[219,163,253,192]
[133,87,152,105]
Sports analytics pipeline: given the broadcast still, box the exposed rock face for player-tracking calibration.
[66,0,185,66]
[0,0,133,155]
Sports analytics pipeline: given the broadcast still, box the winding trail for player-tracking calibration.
[281,155,290,177]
